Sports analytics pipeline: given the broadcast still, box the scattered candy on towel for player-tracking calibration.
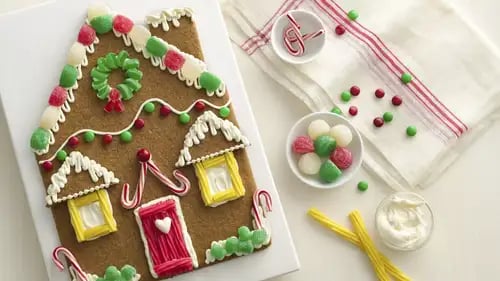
[330,147,353,170]
[331,106,342,115]
[335,25,346,35]
[357,181,368,191]
[283,12,325,57]
[383,112,393,123]
[375,88,385,99]
[392,95,403,106]
[340,91,352,102]
[400,72,412,84]
[292,135,315,154]
[406,126,417,137]
[373,117,384,128]
[350,86,360,96]
[347,10,359,21]
[348,106,358,116]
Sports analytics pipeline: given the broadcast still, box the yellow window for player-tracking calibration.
[194,152,245,207]
[67,189,117,242]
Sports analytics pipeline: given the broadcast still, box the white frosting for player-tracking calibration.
[376,193,432,250]
[176,111,250,167]
[78,201,105,230]
[145,8,193,31]
[39,106,60,130]
[46,151,120,205]
[129,25,151,52]
[67,42,87,66]
[206,164,232,194]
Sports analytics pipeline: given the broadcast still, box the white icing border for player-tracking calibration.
[145,8,193,31]
[133,195,198,279]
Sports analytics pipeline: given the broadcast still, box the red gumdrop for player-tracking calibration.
[330,147,353,170]
[292,136,314,154]
[164,50,185,71]
[160,105,171,116]
[41,161,53,172]
[103,134,113,144]
[68,136,79,148]
[78,24,96,46]
[113,15,134,34]
[134,118,145,129]
[137,148,151,162]
[48,86,68,107]
[194,101,205,112]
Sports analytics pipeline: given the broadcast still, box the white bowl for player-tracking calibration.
[270,10,326,64]
[286,112,364,189]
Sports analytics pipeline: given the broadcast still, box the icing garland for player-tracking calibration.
[37,97,232,164]
[145,8,193,31]
[46,151,120,205]
[175,110,250,167]
[205,189,272,264]
[91,51,143,112]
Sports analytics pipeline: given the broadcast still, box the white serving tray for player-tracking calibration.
[0,0,299,280]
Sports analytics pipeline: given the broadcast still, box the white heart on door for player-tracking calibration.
[155,217,172,234]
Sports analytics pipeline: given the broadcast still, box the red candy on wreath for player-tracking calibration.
[104,89,125,113]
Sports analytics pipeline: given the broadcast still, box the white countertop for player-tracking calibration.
[2,0,500,280]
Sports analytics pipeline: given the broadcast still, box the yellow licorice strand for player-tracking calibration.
[307,208,411,281]
[349,210,390,281]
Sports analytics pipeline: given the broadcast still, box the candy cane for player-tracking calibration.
[52,246,88,281]
[147,161,190,196]
[282,11,325,57]
[121,161,147,209]
[251,189,272,229]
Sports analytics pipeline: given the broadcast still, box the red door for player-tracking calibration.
[135,196,197,278]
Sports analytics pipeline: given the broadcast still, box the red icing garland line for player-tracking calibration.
[52,246,88,281]
[251,189,272,229]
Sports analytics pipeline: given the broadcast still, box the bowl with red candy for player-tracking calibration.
[286,112,363,189]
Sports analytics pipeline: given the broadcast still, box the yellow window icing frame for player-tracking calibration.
[67,189,117,242]
[194,151,245,206]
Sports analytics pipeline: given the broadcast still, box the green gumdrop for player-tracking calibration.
[90,15,113,34]
[238,226,252,241]
[59,65,78,88]
[126,69,143,80]
[145,36,168,57]
[104,53,118,69]
[251,229,267,247]
[117,84,133,100]
[30,128,50,150]
[116,50,129,67]
[120,265,137,281]
[319,160,342,183]
[104,266,121,281]
[92,79,108,91]
[210,243,227,260]
[238,240,254,254]
[97,86,111,100]
[224,236,239,254]
[122,58,140,70]
[96,62,112,73]
[91,68,108,81]
[314,135,336,157]
[123,78,141,92]
[200,72,222,92]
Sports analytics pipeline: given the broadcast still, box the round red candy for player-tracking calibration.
[134,118,145,129]
[373,117,384,127]
[330,147,353,170]
[348,106,358,116]
[137,148,151,162]
[335,25,346,35]
[350,86,360,96]
[292,135,314,154]
[160,105,171,116]
[48,86,67,107]
[113,15,134,34]
[164,50,185,71]
[194,101,206,111]
[41,161,53,172]
[103,134,113,144]
[77,24,96,46]
[68,136,79,148]
[392,95,403,106]
[375,89,385,99]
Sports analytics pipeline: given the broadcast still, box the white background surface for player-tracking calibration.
[1,0,500,280]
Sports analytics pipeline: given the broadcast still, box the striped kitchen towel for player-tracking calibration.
[223,0,500,189]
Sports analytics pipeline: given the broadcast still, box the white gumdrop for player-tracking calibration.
[67,42,87,66]
[330,125,353,147]
[129,25,151,50]
[87,3,111,21]
[297,153,321,175]
[39,106,60,130]
[307,119,330,140]
[181,57,204,81]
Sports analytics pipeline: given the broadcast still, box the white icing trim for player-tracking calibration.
[176,111,250,167]
[38,97,232,164]
[46,151,120,205]
[145,8,193,31]
[134,195,198,279]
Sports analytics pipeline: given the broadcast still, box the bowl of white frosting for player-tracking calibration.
[375,192,433,251]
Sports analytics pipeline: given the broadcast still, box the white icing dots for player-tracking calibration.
[87,3,111,21]
[129,25,151,51]
[39,106,61,130]
[67,42,87,66]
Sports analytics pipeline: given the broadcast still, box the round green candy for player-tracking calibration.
[104,266,121,280]
[200,72,222,92]
[83,131,95,143]
[219,107,230,118]
[401,72,412,84]
[210,243,227,260]
[225,236,239,254]
[330,107,342,115]
[143,102,155,113]
[120,265,136,280]
[340,91,351,102]
[56,150,67,162]
[237,226,252,241]
[314,135,336,157]
[319,160,342,183]
[145,36,168,57]
[238,240,254,254]
[357,181,368,191]
[59,65,78,88]
[251,229,267,247]
[347,10,359,20]
[30,128,51,150]
[90,15,113,34]
[120,131,133,143]
[383,112,393,122]
[406,125,417,137]
[179,113,191,124]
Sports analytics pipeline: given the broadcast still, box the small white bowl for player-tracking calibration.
[286,112,364,189]
[271,10,326,64]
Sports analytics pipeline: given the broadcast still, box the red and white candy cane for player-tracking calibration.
[251,189,273,229]
[282,12,325,57]
[121,148,191,209]
[52,246,88,281]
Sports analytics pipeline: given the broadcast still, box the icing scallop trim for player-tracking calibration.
[145,8,193,31]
